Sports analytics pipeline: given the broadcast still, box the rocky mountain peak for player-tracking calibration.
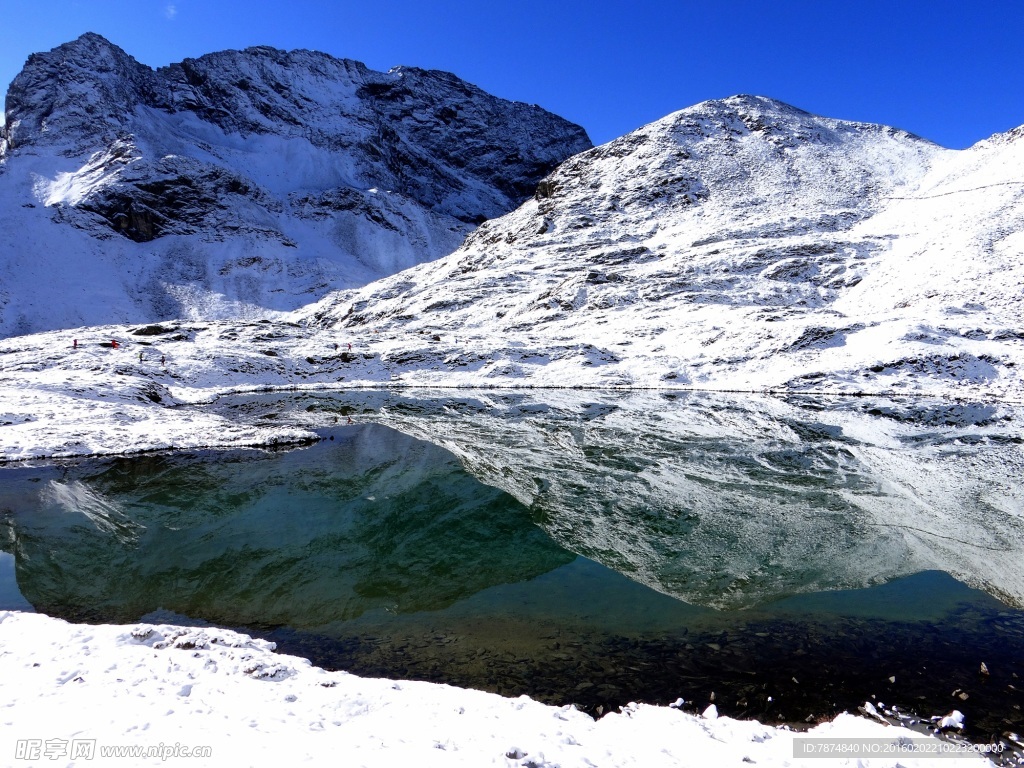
[4,33,155,153]
[3,34,591,220]
[0,35,592,336]
[478,94,941,258]
[664,94,931,150]
[305,95,1024,402]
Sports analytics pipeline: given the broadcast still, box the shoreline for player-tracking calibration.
[0,610,1016,767]
[2,340,1022,765]
[3,380,1023,466]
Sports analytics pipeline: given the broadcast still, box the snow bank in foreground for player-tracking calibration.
[0,612,994,767]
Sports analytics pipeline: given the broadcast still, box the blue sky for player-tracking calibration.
[1,0,1022,148]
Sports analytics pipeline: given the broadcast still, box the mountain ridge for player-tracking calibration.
[0,33,591,337]
[0,42,1022,470]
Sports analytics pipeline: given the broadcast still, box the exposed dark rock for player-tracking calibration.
[3,33,592,235]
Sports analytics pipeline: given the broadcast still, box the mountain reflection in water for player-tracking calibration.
[1,391,1022,737]
[0,425,572,626]
[214,389,1024,611]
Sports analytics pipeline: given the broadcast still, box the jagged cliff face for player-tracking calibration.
[307,96,1024,397]
[0,33,591,337]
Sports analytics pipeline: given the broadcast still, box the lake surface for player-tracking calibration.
[1,390,1022,739]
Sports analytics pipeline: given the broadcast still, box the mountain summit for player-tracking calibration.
[0,34,591,336]
[307,95,1024,398]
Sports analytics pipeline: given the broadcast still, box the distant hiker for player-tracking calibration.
[347,342,352,351]
[161,355,165,366]
[139,351,143,362]
[111,339,119,349]
[333,343,339,351]
[72,339,78,349]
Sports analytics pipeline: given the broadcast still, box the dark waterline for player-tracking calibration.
[1,392,1022,744]
[256,564,1024,739]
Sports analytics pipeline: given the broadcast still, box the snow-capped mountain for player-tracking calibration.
[1,92,1023,473]
[307,95,1024,398]
[3,49,1023,761]
[0,33,591,337]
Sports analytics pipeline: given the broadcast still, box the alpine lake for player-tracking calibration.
[2,390,1022,748]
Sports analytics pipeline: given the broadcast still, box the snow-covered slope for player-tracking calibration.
[0,33,591,337]
[307,96,1024,398]
[3,89,1020,406]
[1,88,1021,764]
